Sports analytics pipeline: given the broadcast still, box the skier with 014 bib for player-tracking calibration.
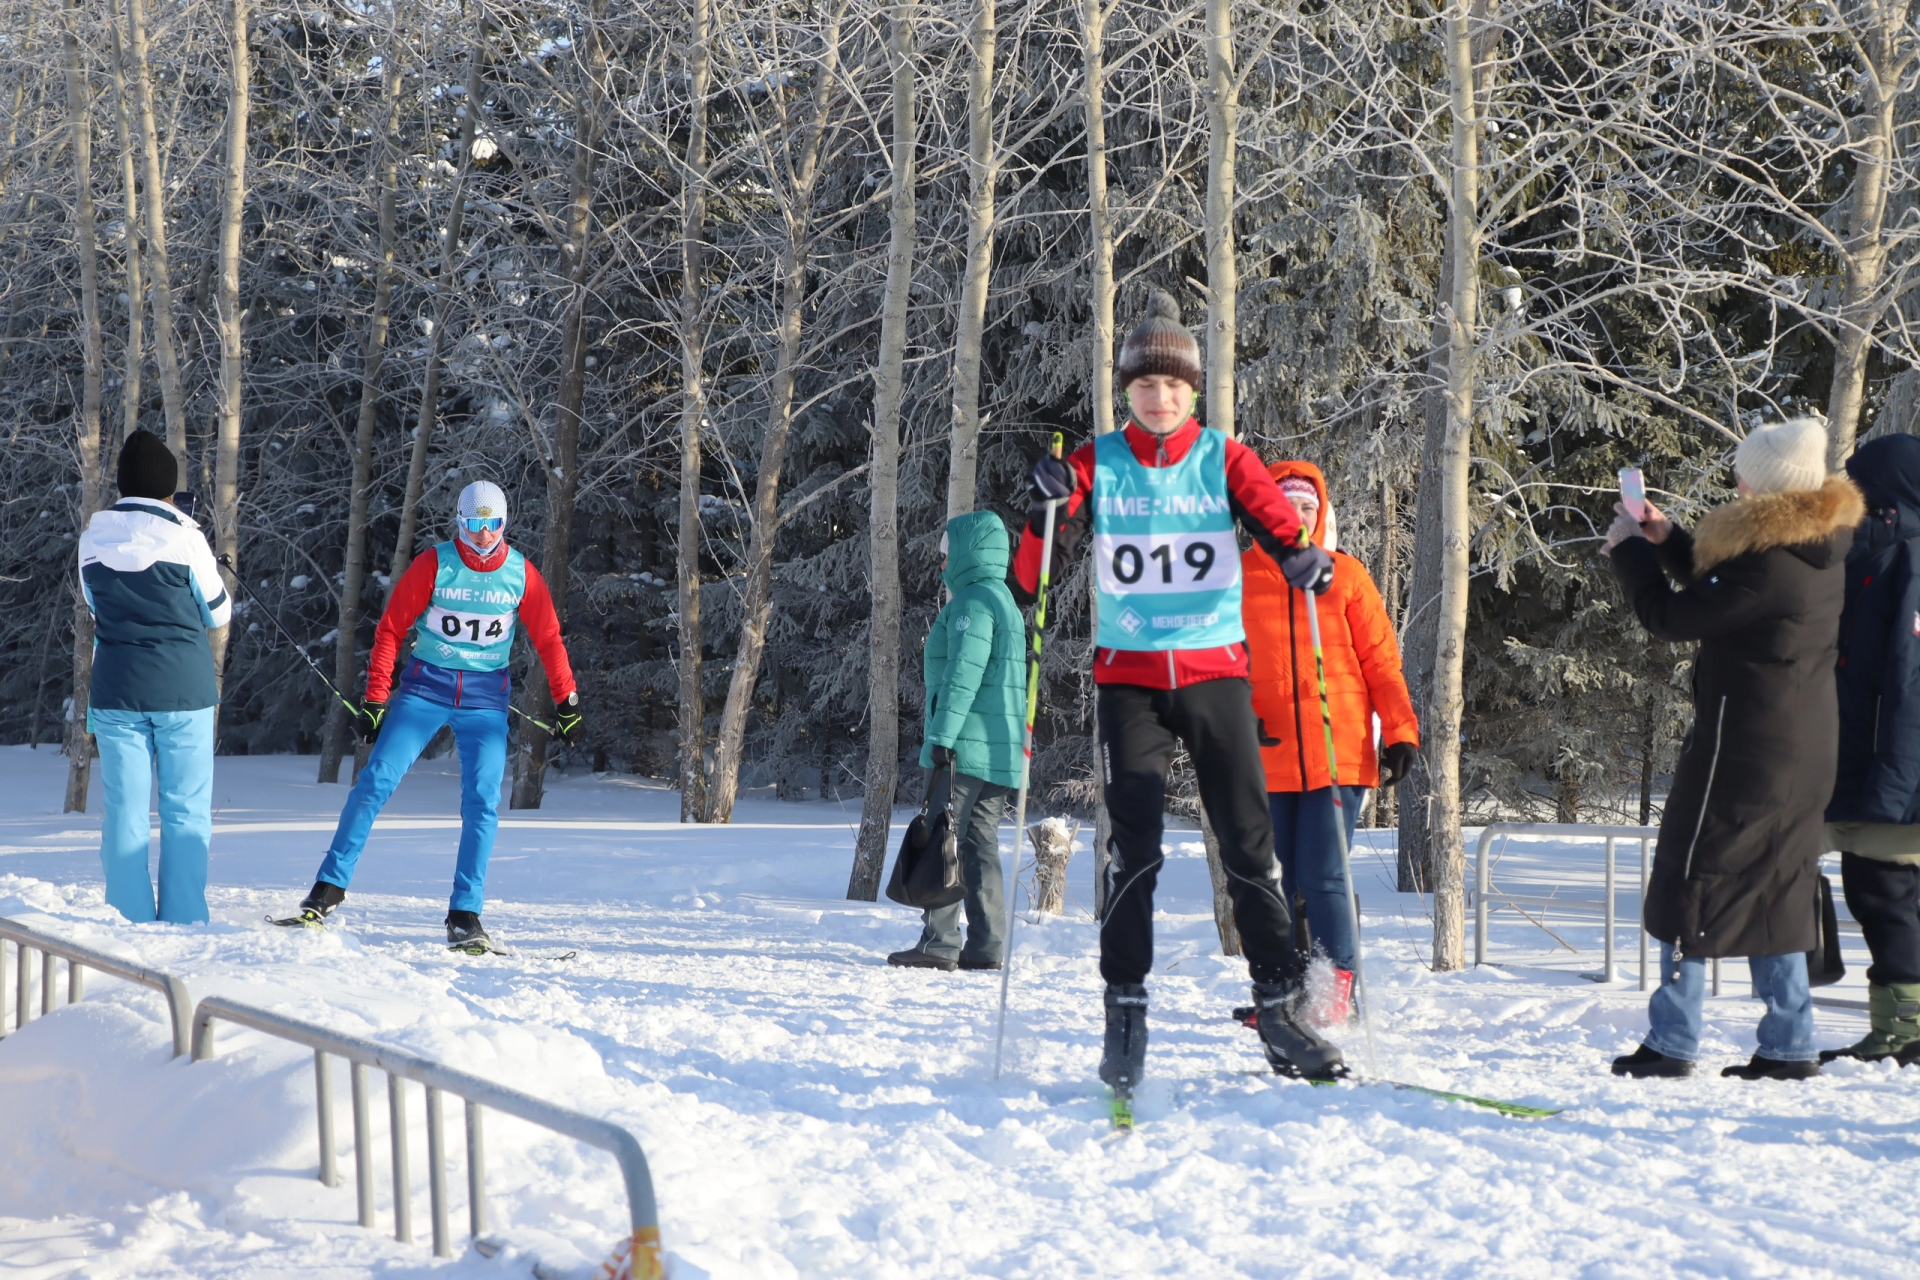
[275,482,582,953]
[1015,291,1344,1090]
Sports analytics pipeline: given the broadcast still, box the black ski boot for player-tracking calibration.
[271,881,345,928]
[1251,980,1346,1080]
[1099,983,1149,1096]
[446,910,498,955]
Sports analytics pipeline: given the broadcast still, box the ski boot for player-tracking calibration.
[271,881,345,928]
[1251,980,1346,1080]
[446,910,499,955]
[1820,982,1920,1065]
[1099,983,1149,1097]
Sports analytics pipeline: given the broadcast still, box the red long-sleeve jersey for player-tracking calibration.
[365,540,577,704]
[1013,418,1307,689]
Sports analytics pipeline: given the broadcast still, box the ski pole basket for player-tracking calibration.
[190,995,663,1271]
[0,915,194,1056]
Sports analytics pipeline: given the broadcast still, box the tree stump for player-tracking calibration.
[1027,817,1078,916]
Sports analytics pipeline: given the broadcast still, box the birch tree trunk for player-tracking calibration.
[121,0,185,456]
[388,20,485,586]
[511,0,605,811]
[1430,0,1482,972]
[848,0,916,900]
[704,10,846,824]
[107,18,142,450]
[677,0,711,823]
[1202,0,1236,439]
[207,0,249,687]
[62,0,104,813]
[1398,249,1450,894]
[945,0,995,519]
[1824,0,1902,468]
[319,44,403,785]
[1084,0,1115,916]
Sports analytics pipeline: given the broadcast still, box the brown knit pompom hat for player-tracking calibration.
[1116,290,1203,390]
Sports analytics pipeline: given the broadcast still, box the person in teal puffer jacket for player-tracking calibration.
[888,510,1027,972]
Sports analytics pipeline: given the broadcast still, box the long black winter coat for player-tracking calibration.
[1611,478,1863,958]
[1829,436,1920,825]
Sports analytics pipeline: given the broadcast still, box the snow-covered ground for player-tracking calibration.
[2,744,1916,1279]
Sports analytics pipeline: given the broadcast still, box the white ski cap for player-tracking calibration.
[457,480,508,527]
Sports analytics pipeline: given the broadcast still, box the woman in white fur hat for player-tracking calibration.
[1603,418,1863,1081]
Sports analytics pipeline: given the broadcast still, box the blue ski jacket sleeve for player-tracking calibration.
[79,497,231,713]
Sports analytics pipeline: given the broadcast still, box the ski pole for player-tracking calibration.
[217,554,362,720]
[994,431,1064,1080]
[1302,578,1381,1076]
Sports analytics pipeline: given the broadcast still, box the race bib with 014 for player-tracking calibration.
[424,606,515,648]
[1094,531,1240,596]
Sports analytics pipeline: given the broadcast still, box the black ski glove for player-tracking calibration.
[356,699,387,744]
[1378,741,1418,789]
[1279,542,1335,594]
[1027,455,1077,504]
[554,691,584,743]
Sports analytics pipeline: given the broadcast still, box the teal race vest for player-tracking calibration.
[1092,428,1244,651]
[410,541,527,671]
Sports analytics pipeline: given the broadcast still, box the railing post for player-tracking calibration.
[315,1051,338,1188]
[426,1086,450,1258]
[1603,837,1616,983]
[0,939,10,1035]
[1474,826,1495,966]
[389,1073,413,1244]
[466,1099,487,1240]
[163,977,194,1059]
[16,943,32,1029]
[1639,838,1650,993]
[1711,956,1722,997]
[351,1060,375,1229]
[68,958,84,1005]
[41,949,57,1014]
[191,1007,218,1061]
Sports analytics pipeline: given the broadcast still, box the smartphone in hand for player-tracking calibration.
[1618,468,1648,523]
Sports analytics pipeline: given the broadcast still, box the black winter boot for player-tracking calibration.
[1251,981,1345,1080]
[446,910,496,955]
[272,881,346,928]
[1610,1043,1693,1078]
[1721,1053,1820,1081]
[1099,984,1149,1095]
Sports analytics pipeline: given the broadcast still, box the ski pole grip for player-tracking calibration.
[1049,431,1063,461]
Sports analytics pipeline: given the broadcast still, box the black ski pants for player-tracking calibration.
[1841,853,1920,985]
[1097,678,1300,987]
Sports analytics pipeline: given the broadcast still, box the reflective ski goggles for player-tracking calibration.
[460,516,505,534]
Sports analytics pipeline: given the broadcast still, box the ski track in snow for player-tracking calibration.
[1,747,1917,1278]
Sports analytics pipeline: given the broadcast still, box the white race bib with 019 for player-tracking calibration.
[1094,531,1240,596]
[424,606,514,649]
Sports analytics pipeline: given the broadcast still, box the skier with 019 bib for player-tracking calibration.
[275,482,582,953]
[1015,291,1344,1090]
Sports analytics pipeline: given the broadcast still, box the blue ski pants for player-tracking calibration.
[315,689,507,913]
[1269,786,1365,970]
[92,706,216,924]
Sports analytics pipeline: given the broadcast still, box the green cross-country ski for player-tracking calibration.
[1307,1074,1561,1119]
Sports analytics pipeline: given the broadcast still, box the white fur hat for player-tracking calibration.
[1734,417,1828,495]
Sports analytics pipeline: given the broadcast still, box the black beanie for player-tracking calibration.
[1116,290,1204,390]
[117,429,178,500]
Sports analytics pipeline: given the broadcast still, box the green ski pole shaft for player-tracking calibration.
[994,431,1065,1080]
[1303,580,1381,1075]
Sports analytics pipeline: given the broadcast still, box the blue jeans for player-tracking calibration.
[315,690,507,913]
[1644,943,1817,1063]
[92,706,216,924]
[1269,787,1364,969]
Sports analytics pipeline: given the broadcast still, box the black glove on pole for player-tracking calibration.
[356,700,387,744]
[553,691,584,743]
[1378,741,1418,790]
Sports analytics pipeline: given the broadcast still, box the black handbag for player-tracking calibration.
[1806,872,1846,988]
[885,768,965,909]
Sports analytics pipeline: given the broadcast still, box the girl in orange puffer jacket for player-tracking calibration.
[1242,460,1419,1024]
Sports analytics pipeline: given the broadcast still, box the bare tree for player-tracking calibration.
[61,0,104,812]
[120,0,185,454]
[206,0,249,685]
[945,0,997,518]
[676,0,714,822]
[849,0,917,899]
[105,17,142,450]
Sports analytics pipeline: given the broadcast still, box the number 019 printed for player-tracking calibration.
[1093,531,1240,596]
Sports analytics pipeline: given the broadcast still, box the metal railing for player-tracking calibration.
[190,995,661,1268]
[1474,823,1659,987]
[0,916,194,1056]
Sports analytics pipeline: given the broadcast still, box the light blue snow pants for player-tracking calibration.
[314,690,507,914]
[92,706,216,924]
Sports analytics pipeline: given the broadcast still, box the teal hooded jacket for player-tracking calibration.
[920,511,1027,787]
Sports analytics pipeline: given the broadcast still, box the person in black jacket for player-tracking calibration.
[1823,433,1920,1065]
[1605,417,1864,1081]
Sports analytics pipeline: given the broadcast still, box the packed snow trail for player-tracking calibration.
[2,748,1918,1278]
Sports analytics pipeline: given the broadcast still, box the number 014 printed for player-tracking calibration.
[1093,531,1240,595]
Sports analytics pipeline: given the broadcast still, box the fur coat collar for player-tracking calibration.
[1690,477,1865,577]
